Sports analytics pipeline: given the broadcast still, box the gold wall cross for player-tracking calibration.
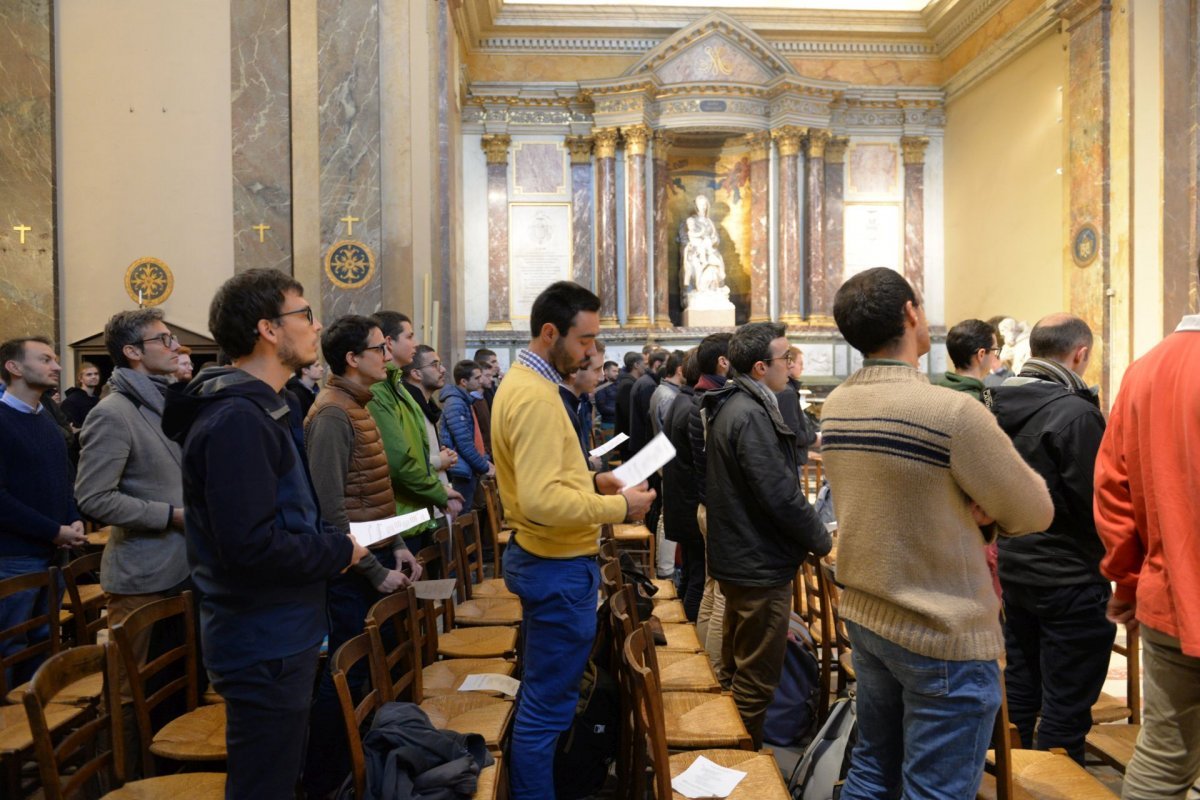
[341,215,359,236]
[253,223,270,243]
[12,224,31,244]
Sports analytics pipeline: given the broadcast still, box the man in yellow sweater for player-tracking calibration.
[492,281,655,799]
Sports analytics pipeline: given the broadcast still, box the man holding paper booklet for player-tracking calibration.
[492,281,656,800]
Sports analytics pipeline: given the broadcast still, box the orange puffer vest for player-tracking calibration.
[305,374,394,521]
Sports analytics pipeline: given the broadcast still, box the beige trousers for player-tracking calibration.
[693,504,727,682]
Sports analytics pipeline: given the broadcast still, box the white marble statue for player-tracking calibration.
[998,317,1031,375]
[679,194,728,308]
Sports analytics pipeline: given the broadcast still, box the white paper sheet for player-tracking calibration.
[670,756,748,798]
[349,508,431,548]
[413,578,458,601]
[458,673,521,696]
[588,432,628,458]
[611,432,676,491]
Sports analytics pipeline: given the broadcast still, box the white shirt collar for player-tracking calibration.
[0,391,42,415]
[1175,314,1200,332]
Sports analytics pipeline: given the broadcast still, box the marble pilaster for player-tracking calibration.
[623,125,651,327]
[804,130,830,323]
[232,1,292,273]
[652,131,673,329]
[901,136,928,297]
[1162,0,1199,329]
[566,136,595,290]
[318,0,383,317]
[747,132,772,322]
[483,135,511,330]
[773,126,806,326]
[0,1,56,341]
[823,137,848,307]
[594,128,620,326]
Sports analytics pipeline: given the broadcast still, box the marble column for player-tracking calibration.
[772,126,806,326]
[804,130,831,322]
[652,130,673,329]
[901,136,929,298]
[623,125,652,327]
[0,0,56,341]
[318,0,383,317]
[747,131,772,322]
[566,136,595,290]
[232,1,292,273]
[482,135,512,330]
[823,137,849,306]
[1160,0,1198,330]
[594,128,620,326]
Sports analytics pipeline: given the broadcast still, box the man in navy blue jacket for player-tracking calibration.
[164,269,367,799]
[439,359,494,511]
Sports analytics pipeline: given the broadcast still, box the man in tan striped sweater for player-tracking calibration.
[822,268,1054,800]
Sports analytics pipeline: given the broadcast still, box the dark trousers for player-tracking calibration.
[451,473,479,515]
[679,538,706,623]
[1002,581,1116,764]
[211,644,321,800]
[302,548,398,797]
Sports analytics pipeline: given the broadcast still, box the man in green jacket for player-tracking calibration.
[936,318,1001,401]
[367,311,462,551]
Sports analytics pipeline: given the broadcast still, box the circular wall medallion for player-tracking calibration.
[1072,224,1099,267]
[324,240,376,289]
[124,257,174,306]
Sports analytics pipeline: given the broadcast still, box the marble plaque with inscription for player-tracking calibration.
[655,36,771,85]
[513,143,567,197]
[847,143,900,198]
[844,204,902,280]
[510,203,572,320]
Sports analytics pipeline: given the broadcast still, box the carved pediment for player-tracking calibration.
[624,12,796,86]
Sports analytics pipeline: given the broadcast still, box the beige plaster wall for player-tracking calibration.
[57,0,234,366]
[943,32,1066,328]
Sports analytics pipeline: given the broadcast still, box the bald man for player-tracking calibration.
[987,313,1111,765]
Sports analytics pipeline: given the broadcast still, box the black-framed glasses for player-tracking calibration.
[359,342,388,357]
[275,306,315,326]
[764,352,795,366]
[140,333,179,349]
[419,359,443,371]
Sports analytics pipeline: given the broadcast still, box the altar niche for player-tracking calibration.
[665,134,753,327]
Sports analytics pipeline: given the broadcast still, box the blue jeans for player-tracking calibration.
[503,539,598,800]
[451,473,479,514]
[0,555,53,688]
[840,620,1002,800]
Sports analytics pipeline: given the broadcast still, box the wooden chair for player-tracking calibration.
[330,629,500,800]
[110,592,226,775]
[479,479,512,577]
[453,511,515,599]
[610,585,718,693]
[1085,627,1141,772]
[413,538,519,660]
[623,623,788,800]
[797,557,836,723]
[440,527,522,627]
[598,556,688,625]
[818,560,855,691]
[22,643,225,799]
[599,560,701,653]
[601,522,657,583]
[978,676,1117,800]
[63,551,107,646]
[599,529,676,601]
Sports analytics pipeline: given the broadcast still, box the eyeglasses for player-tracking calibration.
[140,333,179,349]
[987,348,1003,355]
[763,353,795,366]
[275,306,315,326]
[359,342,388,357]
[419,360,443,371]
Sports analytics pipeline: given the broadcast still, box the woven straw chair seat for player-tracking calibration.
[149,702,227,761]
[496,529,512,545]
[611,523,652,540]
[1085,724,1139,770]
[422,658,516,696]
[438,626,518,659]
[102,772,226,799]
[668,750,789,798]
[63,583,103,610]
[656,650,721,693]
[658,623,703,652]
[202,687,224,704]
[660,692,751,749]
[651,600,688,624]
[1091,691,1133,724]
[469,579,516,600]
[651,580,677,600]
[838,650,856,681]
[85,528,111,547]
[0,702,83,753]
[419,694,513,752]
[979,748,1117,799]
[455,598,523,627]
[6,670,104,706]
[474,760,500,800]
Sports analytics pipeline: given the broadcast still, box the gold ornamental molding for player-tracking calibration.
[652,129,674,159]
[901,135,931,165]
[565,136,594,165]
[745,131,772,161]
[805,129,832,159]
[621,125,652,157]
[771,126,807,158]
[824,136,850,165]
[1054,0,1111,29]
[593,127,621,159]
[481,134,512,165]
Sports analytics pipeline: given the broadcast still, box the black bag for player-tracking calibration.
[552,659,620,800]
[763,614,820,747]
[789,696,857,800]
[618,550,658,621]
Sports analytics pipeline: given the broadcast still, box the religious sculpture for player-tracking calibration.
[998,317,1031,375]
[678,194,735,327]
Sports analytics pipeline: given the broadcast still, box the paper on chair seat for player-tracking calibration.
[413,579,458,601]
[458,674,520,696]
[588,433,628,457]
[349,508,431,548]
[671,756,748,798]
[612,432,676,491]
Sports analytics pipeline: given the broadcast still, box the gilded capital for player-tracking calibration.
[652,129,674,161]
[745,131,772,161]
[481,135,512,166]
[824,136,849,165]
[805,129,831,159]
[565,136,594,165]
[901,136,930,166]
[622,125,652,157]
[771,126,807,157]
[593,127,620,159]
[1054,0,1110,25]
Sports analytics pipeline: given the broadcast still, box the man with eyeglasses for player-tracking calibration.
[700,322,831,747]
[75,309,193,709]
[936,318,1002,402]
[164,269,368,798]
[402,345,459,515]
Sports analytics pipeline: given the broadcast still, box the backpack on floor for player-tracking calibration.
[763,614,820,747]
[552,658,620,800]
[789,696,857,800]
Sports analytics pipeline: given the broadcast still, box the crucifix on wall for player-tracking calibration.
[341,215,359,236]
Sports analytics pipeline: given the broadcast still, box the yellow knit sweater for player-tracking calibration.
[491,363,628,558]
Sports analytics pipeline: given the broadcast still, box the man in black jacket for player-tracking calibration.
[989,313,1112,764]
[613,352,643,458]
[662,350,702,620]
[164,269,368,798]
[702,322,831,748]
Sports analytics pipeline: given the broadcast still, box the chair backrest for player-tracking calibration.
[110,591,200,775]
[479,479,506,546]
[808,557,835,722]
[0,567,61,697]
[24,643,125,799]
[363,586,424,703]
[599,557,624,601]
[63,551,105,645]
[438,525,470,607]
[330,627,391,800]
[622,622,672,800]
[1117,627,1141,725]
[599,538,618,564]
[453,511,487,597]
[415,532,457,631]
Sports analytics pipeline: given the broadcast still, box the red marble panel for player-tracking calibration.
[571,163,594,289]
[778,154,801,323]
[653,153,671,327]
[596,157,618,324]
[823,162,846,307]
[903,166,924,296]
[749,155,771,321]
[626,152,649,325]
[805,156,827,319]
[487,164,509,325]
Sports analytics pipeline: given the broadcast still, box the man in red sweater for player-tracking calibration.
[1094,313,1200,799]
